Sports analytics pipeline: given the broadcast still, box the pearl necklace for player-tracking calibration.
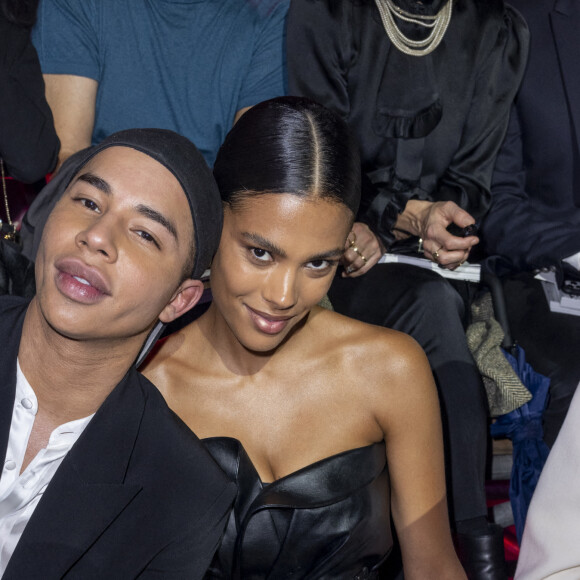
[374,0,453,57]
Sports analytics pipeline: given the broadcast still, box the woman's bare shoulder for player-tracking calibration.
[311,307,426,364]
[309,307,434,396]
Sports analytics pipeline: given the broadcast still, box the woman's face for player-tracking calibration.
[210,193,353,353]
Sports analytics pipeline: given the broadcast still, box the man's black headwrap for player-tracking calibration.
[22,128,223,279]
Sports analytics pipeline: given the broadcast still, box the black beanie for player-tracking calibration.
[22,128,223,279]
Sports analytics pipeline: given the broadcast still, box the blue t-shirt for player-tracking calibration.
[32,0,288,166]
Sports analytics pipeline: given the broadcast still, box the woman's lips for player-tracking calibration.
[54,258,111,304]
[245,305,293,335]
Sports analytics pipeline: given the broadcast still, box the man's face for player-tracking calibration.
[35,146,197,343]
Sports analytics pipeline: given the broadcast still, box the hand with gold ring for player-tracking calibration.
[396,201,480,269]
[342,222,384,277]
[430,245,471,270]
[351,244,367,263]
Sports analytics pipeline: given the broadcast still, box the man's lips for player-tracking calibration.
[245,305,294,335]
[54,257,111,303]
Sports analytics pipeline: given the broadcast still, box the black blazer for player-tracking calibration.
[0,297,235,579]
[482,0,580,275]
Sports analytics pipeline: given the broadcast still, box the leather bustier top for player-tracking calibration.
[203,438,392,579]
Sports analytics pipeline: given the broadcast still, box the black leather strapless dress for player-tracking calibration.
[203,438,392,579]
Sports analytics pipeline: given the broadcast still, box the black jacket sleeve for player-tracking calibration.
[0,13,59,183]
[482,104,580,275]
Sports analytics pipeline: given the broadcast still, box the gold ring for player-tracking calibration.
[352,246,367,263]
[433,249,441,260]
[348,234,357,248]
[352,245,359,254]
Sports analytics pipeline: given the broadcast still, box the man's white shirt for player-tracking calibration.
[0,362,92,576]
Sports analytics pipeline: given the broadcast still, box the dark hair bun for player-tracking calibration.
[213,96,361,215]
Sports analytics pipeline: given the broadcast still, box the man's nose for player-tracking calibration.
[75,215,119,262]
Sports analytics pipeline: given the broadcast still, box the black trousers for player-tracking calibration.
[329,263,489,523]
[502,272,580,448]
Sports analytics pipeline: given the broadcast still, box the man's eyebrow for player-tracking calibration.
[76,172,112,195]
[75,172,179,241]
[242,232,286,258]
[136,204,178,241]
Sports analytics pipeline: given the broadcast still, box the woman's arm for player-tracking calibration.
[434,4,529,221]
[367,333,466,579]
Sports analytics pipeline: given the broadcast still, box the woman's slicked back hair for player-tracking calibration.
[213,96,361,215]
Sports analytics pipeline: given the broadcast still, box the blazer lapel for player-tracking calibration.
[5,370,145,579]
[551,0,580,203]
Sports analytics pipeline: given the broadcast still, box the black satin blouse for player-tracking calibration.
[203,438,392,579]
[287,0,529,247]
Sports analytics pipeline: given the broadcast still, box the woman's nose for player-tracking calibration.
[262,266,298,310]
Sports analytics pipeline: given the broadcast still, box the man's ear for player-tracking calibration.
[159,279,205,324]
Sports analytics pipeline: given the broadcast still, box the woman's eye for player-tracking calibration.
[307,259,332,271]
[251,248,272,262]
